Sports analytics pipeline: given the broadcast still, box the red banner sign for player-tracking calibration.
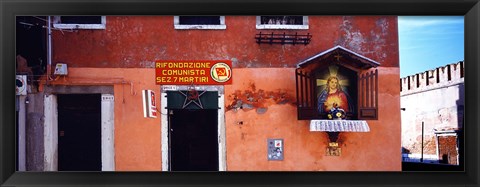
[155,60,232,85]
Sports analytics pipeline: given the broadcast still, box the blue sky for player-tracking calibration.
[398,16,464,78]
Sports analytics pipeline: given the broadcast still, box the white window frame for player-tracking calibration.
[256,16,309,30]
[53,16,106,30]
[174,16,226,30]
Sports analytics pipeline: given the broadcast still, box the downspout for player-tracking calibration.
[420,121,424,163]
[46,16,52,84]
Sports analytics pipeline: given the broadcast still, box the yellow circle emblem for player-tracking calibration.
[210,62,232,83]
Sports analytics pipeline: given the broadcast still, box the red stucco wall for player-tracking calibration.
[52,16,398,68]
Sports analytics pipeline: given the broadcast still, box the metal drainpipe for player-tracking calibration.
[421,121,424,163]
[47,16,52,84]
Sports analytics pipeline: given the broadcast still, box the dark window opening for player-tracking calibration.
[16,16,47,91]
[261,16,303,25]
[179,16,221,25]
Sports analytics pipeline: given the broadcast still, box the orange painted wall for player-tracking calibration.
[44,68,162,171]
[44,66,401,171]
[225,67,401,171]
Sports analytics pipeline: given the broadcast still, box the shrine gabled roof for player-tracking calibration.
[297,45,380,69]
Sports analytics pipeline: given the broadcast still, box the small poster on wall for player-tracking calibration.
[267,139,284,161]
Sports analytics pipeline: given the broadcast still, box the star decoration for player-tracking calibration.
[179,89,206,109]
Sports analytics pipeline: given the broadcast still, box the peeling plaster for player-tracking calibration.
[231,57,239,67]
[335,16,393,63]
[226,82,296,113]
[370,18,390,62]
[139,61,155,68]
[336,17,365,52]
[347,31,365,52]
[376,18,389,34]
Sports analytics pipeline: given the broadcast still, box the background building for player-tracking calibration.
[400,61,464,165]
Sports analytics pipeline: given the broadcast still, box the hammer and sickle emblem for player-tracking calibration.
[188,89,199,100]
[215,67,227,76]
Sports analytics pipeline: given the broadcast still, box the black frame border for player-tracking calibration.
[1,0,479,186]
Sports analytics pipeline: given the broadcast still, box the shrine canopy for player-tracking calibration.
[296,45,380,72]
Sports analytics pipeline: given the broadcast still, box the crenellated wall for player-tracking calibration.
[400,61,464,94]
[400,61,464,161]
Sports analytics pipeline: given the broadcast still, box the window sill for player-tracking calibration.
[53,24,106,30]
[256,25,309,30]
[174,25,226,30]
